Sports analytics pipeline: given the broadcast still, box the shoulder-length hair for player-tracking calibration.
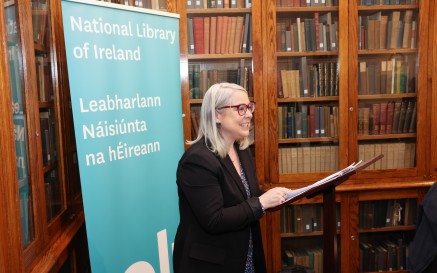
[187,82,251,158]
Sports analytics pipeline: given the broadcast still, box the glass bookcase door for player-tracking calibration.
[358,198,417,272]
[5,0,36,247]
[185,2,256,152]
[31,0,64,222]
[274,2,341,183]
[355,1,421,172]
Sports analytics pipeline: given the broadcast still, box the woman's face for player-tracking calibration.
[216,90,252,144]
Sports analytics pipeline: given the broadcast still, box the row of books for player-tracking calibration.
[277,0,338,7]
[276,12,338,53]
[359,239,409,272]
[279,145,339,174]
[359,199,417,229]
[35,55,53,103]
[279,141,416,174]
[279,60,339,98]
[357,100,417,136]
[358,58,416,95]
[31,0,48,46]
[187,0,251,9]
[96,0,167,10]
[358,10,417,50]
[278,104,339,139]
[283,247,324,273]
[40,110,57,167]
[280,204,341,234]
[188,60,253,99]
[359,0,418,6]
[358,142,416,169]
[188,14,252,54]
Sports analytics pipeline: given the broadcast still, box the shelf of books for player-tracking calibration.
[273,1,341,185]
[355,1,420,172]
[185,1,255,147]
[5,0,36,247]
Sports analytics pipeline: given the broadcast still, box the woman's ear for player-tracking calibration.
[215,111,222,124]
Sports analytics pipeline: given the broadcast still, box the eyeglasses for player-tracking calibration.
[217,102,256,116]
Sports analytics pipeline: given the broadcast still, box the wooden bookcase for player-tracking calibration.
[1,0,88,272]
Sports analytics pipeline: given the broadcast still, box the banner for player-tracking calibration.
[61,1,182,272]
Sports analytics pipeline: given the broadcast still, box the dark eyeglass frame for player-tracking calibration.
[217,102,256,116]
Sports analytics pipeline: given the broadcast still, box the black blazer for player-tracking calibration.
[173,139,267,273]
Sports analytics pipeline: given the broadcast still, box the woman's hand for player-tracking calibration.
[259,187,291,210]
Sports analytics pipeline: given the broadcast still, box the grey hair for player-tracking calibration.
[187,82,251,158]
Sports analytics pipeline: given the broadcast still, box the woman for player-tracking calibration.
[173,83,292,273]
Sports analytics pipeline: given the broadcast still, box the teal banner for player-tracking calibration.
[61,1,182,272]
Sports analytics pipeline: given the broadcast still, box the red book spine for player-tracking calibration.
[193,17,205,54]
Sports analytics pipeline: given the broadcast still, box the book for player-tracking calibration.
[192,17,205,54]
[242,14,250,53]
[389,11,401,49]
[203,17,210,54]
[391,101,402,133]
[216,16,223,53]
[386,58,394,94]
[234,16,244,53]
[397,100,408,133]
[209,17,216,54]
[300,57,308,97]
[187,18,195,54]
[227,16,237,53]
[402,100,415,133]
[359,61,369,95]
[386,101,394,134]
[40,111,52,166]
[190,111,199,137]
[408,101,417,133]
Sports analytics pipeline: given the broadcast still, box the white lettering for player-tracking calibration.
[124,229,173,273]
[79,94,161,113]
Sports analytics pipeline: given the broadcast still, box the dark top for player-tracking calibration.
[408,182,437,273]
[173,139,267,273]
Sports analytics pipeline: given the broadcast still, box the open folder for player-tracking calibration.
[268,154,384,212]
